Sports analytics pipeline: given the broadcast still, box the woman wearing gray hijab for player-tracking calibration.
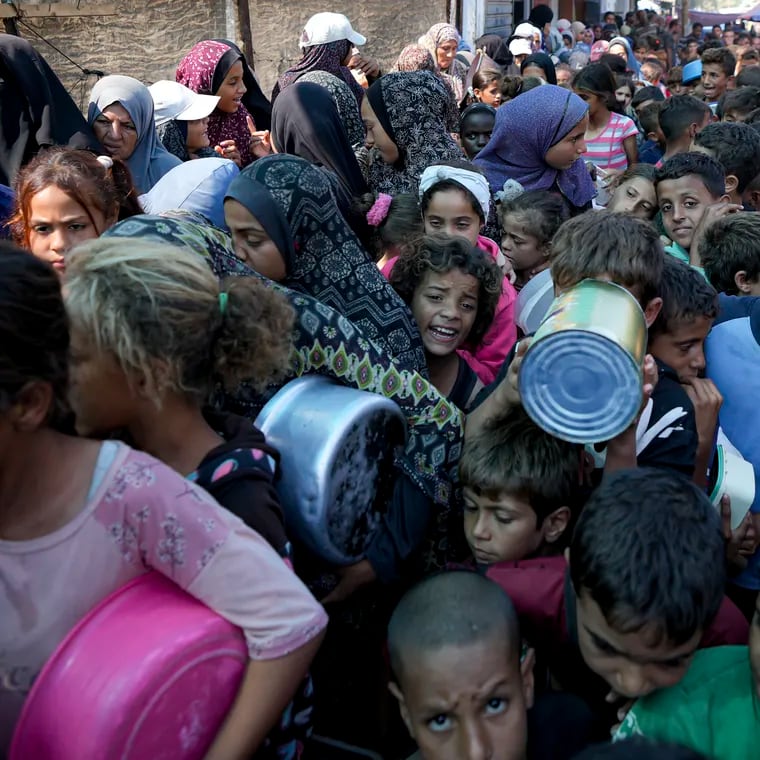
[88,75,181,193]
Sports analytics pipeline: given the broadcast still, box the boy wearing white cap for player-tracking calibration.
[148,80,220,161]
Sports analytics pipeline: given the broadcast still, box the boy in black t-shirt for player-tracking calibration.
[645,256,719,483]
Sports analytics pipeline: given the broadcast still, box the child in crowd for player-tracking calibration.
[556,62,573,88]
[632,85,665,121]
[362,192,423,270]
[458,103,496,160]
[701,213,760,296]
[417,161,518,383]
[719,85,760,121]
[646,256,719,485]
[702,216,760,618]
[636,103,665,165]
[0,243,327,757]
[10,147,141,274]
[499,189,569,290]
[487,468,748,734]
[655,151,737,269]
[613,75,634,115]
[657,95,712,164]
[613,592,760,759]
[63,238,296,556]
[387,571,533,760]
[700,47,736,108]
[606,165,657,220]
[390,234,501,410]
[467,212,664,451]
[641,58,665,90]
[459,406,585,565]
[573,63,638,172]
[470,68,503,108]
[691,121,760,205]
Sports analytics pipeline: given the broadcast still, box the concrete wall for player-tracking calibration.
[17,0,229,111]
[17,1,450,111]
[248,0,450,96]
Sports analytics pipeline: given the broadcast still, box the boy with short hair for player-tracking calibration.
[691,121,760,204]
[459,406,585,565]
[487,468,748,730]
[701,47,736,107]
[655,151,736,268]
[637,103,665,164]
[719,84,760,121]
[613,591,760,759]
[387,571,533,760]
[647,256,720,485]
[632,85,665,120]
[657,95,712,163]
[700,213,760,295]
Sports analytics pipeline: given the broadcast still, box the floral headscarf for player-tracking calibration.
[298,71,364,148]
[417,22,468,102]
[474,84,595,209]
[393,44,460,132]
[225,154,426,373]
[272,40,365,105]
[364,71,463,195]
[102,212,465,572]
[176,40,256,167]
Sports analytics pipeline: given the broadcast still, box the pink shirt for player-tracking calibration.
[584,112,638,172]
[0,443,327,751]
[381,235,517,385]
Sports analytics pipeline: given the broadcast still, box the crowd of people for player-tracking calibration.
[0,5,759,760]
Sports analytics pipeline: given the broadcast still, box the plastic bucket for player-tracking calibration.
[10,572,247,760]
[519,279,647,443]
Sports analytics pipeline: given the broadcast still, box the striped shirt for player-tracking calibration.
[584,112,638,172]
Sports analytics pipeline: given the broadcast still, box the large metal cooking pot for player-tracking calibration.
[255,376,407,566]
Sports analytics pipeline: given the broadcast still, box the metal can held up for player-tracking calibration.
[519,279,648,443]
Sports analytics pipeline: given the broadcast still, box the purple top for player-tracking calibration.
[474,85,596,209]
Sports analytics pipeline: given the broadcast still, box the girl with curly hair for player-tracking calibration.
[390,234,502,411]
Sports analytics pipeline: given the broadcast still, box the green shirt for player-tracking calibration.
[614,646,760,759]
[664,241,707,279]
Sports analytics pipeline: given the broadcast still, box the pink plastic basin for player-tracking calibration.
[10,572,247,760]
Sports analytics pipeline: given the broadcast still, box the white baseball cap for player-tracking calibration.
[149,80,220,127]
[300,12,366,49]
[509,38,533,57]
[514,22,541,39]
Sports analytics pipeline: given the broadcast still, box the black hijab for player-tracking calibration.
[520,52,558,85]
[271,81,368,199]
[210,38,272,130]
[0,33,100,186]
[475,34,511,67]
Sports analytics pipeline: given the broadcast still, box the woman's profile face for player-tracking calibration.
[361,97,400,164]
[224,199,287,281]
[26,185,108,275]
[92,102,139,161]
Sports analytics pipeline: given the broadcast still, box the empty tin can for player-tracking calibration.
[519,279,647,443]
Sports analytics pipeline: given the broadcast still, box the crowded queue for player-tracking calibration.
[1,7,760,760]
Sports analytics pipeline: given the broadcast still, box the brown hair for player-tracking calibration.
[701,46,736,76]
[11,147,142,249]
[390,233,502,348]
[64,239,295,404]
[459,406,585,525]
[551,210,664,306]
